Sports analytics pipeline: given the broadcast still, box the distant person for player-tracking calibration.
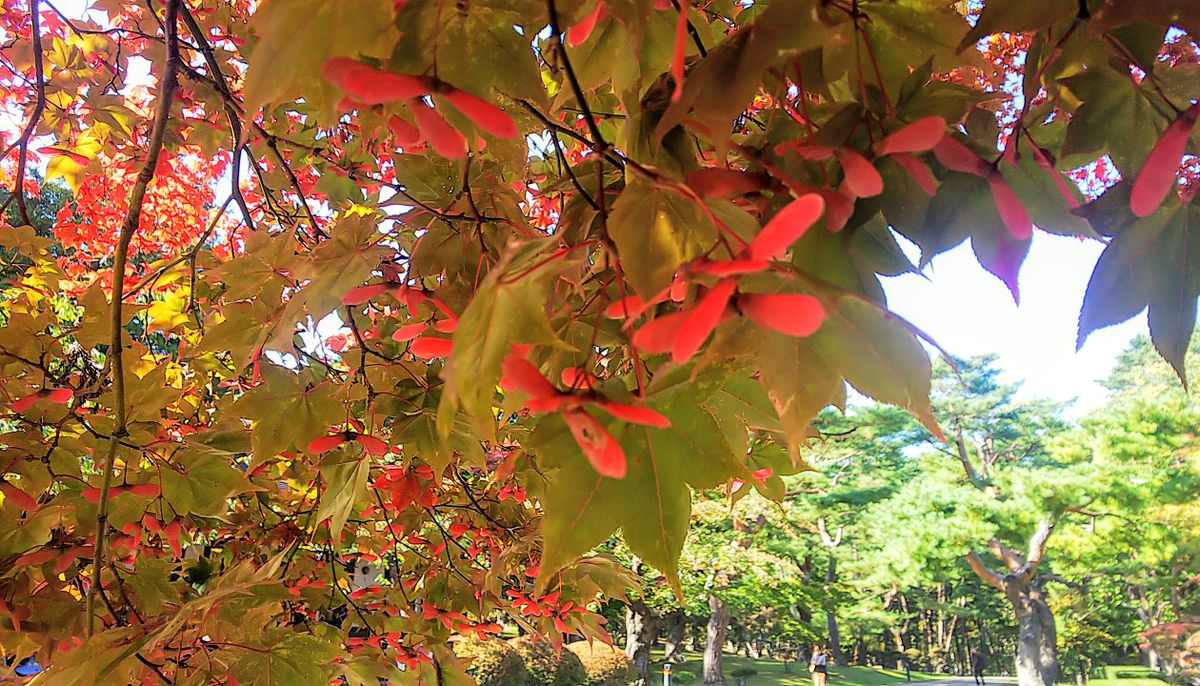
[809,645,829,686]
[971,649,987,686]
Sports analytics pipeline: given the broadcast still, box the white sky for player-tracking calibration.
[883,234,1142,415]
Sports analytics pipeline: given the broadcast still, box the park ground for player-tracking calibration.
[652,653,1165,686]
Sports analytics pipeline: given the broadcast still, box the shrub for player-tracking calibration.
[565,641,634,686]
[510,635,588,686]
[730,667,758,678]
[455,636,529,686]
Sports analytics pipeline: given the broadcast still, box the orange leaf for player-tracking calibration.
[1130,104,1200,217]
[563,407,626,478]
[874,116,947,155]
[81,487,102,503]
[748,194,825,261]
[738,293,825,337]
[16,548,58,566]
[673,279,737,363]
[307,434,350,454]
[127,483,162,498]
[1,483,39,510]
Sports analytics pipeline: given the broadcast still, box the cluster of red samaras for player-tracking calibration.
[322,57,518,158]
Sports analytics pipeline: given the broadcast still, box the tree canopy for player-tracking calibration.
[1,0,1199,683]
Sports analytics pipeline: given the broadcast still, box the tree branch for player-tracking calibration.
[966,551,1006,591]
[10,0,47,226]
[87,0,182,638]
[1018,518,1056,580]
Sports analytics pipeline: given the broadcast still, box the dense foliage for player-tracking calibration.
[2,0,1200,683]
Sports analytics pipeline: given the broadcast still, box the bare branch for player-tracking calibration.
[966,550,1006,591]
[1018,518,1056,580]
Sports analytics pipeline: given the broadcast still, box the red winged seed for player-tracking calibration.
[891,153,938,196]
[563,407,626,478]
[632,311,688,354]
[739,293,825,337]
[874,116,947,155]
[933,137,990,176]
[443,90,518,138]
[567,1,607,46]
[672,279,737,363]
[321,57,432,104]
[595,400,671,427]
[387,115,422,147]
[837,148,884,198]
[409,336,454,359]
[1130,103,1200,217]
[500,354,558,399]
[748,194,826,261]
[410,101,468,158]
[988,172,1033,240]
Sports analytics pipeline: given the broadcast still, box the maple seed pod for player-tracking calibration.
[874,116,947,156]
[933,137,989,176]
[320,57,432,104]
[748,193,825,261]
[1130,103,1200,217]
[738,293,825,337]
[987,172,1033,240]
[891,153,938,196]
[672,278,738,363]
[837,148,884,198]
[562,407,626,478]
[410,102,469,158]
[387,115,422,148]
[567,1,607,45]
[442,90,518,138]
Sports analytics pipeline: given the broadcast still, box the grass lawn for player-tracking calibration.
[649,651,950,686]
[1074,665,1167,686]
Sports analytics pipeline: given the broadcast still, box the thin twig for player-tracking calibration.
[87,0,182,638]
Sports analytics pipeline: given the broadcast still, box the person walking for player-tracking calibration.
[809,645,829,686]
[971,648,988,686]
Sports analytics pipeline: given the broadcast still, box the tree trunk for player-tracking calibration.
[825,556,846,666]
[1009,579,1060,686]
[663,609,686,663]
[889,627,907,670]
[704,595,729,686]
[627,600,658,686]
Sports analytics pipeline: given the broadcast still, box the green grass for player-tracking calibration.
[650,651,948,686]
[1074,665,1167,686]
